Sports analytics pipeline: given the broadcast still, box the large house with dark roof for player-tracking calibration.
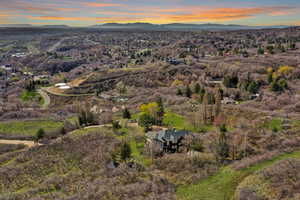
[146,129,190,153]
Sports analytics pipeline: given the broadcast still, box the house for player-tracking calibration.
[146,129,190,153]
[55,83,71,90]
[55,83,67,87]
[0,65,12,71]
[221,97,237,105]
[59,85,71,90]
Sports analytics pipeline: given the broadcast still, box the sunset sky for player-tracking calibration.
[0,0,299,26]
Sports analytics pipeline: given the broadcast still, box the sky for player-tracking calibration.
[0,0,299,26]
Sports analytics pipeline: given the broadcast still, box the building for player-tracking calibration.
[55,83,71,90]
[146,129,190,153]
[221,97,237,105]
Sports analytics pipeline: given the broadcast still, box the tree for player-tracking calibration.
[138,113,155,132]
[77,103,97,127]
[268,72,273,84]
[122,107,131,119]
[223,76,239,88]
[116,81,127,94]
[120,141,132,162]
[202,92,209,124]
[112,120,121,130]
[217,125,229,163]
[176,88,183,96]
[60,127,67,135]
[267,45,274,54]
[257,47,264,55]
[35,128,45,143]
[247,81,259,94]
[215,89,222,117]
[194,83,201,94]
[24,79,36,92]
[185,85,192,98]
[156,96,165,125]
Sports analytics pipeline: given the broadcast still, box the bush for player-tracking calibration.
[35,128,45,142]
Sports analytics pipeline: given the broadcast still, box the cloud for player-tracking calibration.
[155,6,296,22]
[92,6,296,24]
[1,0,298,25]
[28,16,97,21]
[81,2,123,8]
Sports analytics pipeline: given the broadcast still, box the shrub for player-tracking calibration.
[35,128,45,142]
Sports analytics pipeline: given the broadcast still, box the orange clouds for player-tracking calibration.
[81,2,123,7]
[28,16,96,21]
[2,0,294,25]
[155,7,296,22]
[90,6,296,24]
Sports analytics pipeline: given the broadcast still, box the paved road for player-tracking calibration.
[37,89,51,109]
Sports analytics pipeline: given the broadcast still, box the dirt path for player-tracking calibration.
[37,88,51,109]
[0,140,38,148]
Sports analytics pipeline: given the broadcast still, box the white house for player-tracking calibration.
[55,83,67,87]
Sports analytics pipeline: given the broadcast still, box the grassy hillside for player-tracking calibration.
[0,120,63,138]
[177,151,300,200]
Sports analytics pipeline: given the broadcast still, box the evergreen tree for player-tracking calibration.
[112,120,121,130]
[122,108,131,119]
[199,88,206,103]
[194,83,201,94]
[176,88,183,96]
[215,89,222,117]
[217,125,229,163]
[257,47,264,55]
[185,85,192,98]
[120,141,132,162]
[35,128,45,143]
[138,113,155,131]
[202,92,209,124]
[247,81,259,94]
[156,96,165,125]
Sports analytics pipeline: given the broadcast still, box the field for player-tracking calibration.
[0,120,64,138]
[20,90,43,104]
[163,112,214,132]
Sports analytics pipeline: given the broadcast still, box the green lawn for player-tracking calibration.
[176,151,300,200]
[163,112,213,132]
[20,90,44,106]
[0,120,64,137]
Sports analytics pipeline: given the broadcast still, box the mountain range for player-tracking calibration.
[0,23,293,30]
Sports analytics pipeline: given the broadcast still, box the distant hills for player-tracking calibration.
[91,23,292,30]
[0,24,69,28]
[0,23,293,30]
[0,24,33,28]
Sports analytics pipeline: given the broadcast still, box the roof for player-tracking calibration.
[59,85,71,90]
[55,83,67,87]
[147,129,190,144]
